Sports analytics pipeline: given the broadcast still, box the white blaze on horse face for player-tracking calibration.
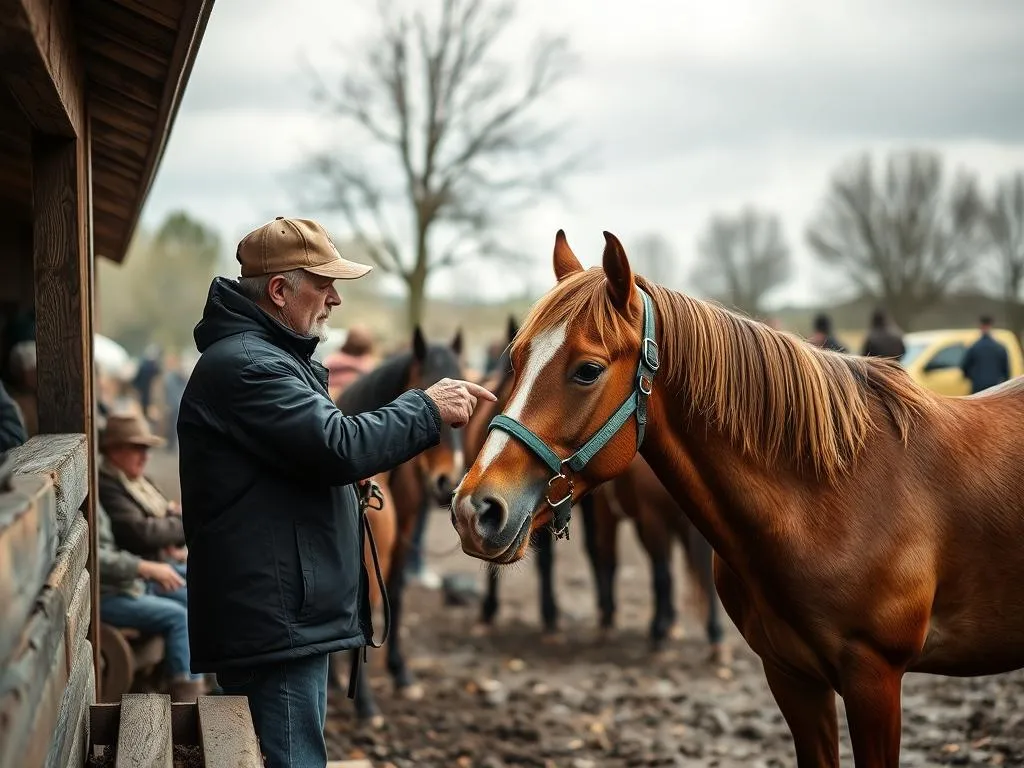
[477,323,567,474]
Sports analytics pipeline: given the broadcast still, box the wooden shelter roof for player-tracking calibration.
[0,0,214,263]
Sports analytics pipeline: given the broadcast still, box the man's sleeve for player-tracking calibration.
[225,361,442,486]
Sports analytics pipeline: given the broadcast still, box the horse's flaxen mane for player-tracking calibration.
[514,268,937,480]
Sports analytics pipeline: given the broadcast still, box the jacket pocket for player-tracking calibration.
[294,523,318,620]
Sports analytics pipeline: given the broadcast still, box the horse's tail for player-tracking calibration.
[679,521,715,621]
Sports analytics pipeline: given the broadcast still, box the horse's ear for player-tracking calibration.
[506,315,519,344]
[602,231,635,311]
[553,229,583,282]
[412,325,428,360]
[451,328,463,356]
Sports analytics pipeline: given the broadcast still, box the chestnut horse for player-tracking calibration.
[452,229,1024,767]
[332,326,465,724]
[466,319,728,660]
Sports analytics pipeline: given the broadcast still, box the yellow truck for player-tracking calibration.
[900,328,1024,396]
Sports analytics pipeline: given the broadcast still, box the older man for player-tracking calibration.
[177,216,493,768]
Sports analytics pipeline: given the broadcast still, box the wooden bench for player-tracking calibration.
[89,694,263,767]
[98,625,167,703]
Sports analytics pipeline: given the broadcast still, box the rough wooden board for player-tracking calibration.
[65,570,91,676]
[89,702,198,751]
[0,474,58,670]
[7,434,88,540]
[44,638,93,768]
[0,586,68,768]
[46,512,89,614]
[115,694,173,768]
[196,696,262,768]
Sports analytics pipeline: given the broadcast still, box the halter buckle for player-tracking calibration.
[638,374,653,396]
[546,472,574,508]
[642,337,660,372]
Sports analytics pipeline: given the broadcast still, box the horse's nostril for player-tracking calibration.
[475,496,507,538]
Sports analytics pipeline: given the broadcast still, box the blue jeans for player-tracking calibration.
[100,591,200,680]
[216,654,329,768]
[146,561,188,606]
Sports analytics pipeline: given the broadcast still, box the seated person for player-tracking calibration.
[96,498,205,701]
[98,412,186,572]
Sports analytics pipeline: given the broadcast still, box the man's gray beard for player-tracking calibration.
[311,320,329,344]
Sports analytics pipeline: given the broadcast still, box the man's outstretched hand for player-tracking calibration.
[423,378,498,429]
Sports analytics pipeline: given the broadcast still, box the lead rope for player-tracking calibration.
[347,481,392,700]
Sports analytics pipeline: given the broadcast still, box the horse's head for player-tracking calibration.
[452,230,658,563]
[408,325,466,505]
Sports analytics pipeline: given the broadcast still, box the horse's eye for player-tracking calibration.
[572,362,604,385]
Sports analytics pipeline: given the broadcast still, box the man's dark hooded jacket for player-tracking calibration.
[177,278,441,671]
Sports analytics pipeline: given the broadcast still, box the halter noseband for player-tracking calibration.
[487,288,660,540]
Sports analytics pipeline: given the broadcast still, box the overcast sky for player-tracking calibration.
[141,0,1024,308]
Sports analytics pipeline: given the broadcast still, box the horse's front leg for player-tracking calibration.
[763,661,840,768]
[532,526,559,637]
[840,643,906,767]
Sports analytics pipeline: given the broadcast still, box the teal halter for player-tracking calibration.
[487,288,660,540]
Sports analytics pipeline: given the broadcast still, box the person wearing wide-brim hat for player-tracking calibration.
[94,409,206,702]
[98,412,186,566]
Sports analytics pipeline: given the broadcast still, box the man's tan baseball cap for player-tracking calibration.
[236,217,373,280]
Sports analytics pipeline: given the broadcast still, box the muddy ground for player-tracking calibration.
[150,452,1024,767]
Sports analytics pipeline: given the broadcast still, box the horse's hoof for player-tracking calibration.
[399,682,425,701]
[709,643,734,667]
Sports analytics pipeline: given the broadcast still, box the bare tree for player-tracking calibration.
[297,0,580,331]
[629,233,679,289]
[984,171,1024,337]
[806,150,985,330]
[691,207,791,319]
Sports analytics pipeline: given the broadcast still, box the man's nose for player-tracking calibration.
[327,285,341,305]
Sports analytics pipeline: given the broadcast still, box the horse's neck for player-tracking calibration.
[640,394,788,568]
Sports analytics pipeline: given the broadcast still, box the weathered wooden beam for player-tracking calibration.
[7,433,89,540]
[0,0,85,136]
[65,569,90,676]
[197,697,263,768]
[44,637,93,768]
[31,126,99,687]
[0,584,69,768]
[0,474,58,669]
[115,694,173,768]
[32,135,88,435]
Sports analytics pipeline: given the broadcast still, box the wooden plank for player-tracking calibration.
[115,694,173,768]
[32,135,90,437]
[61,651,94,768]
[0,585,69,768]
[79,27,168,80]
[7,433,89,540]
[65,570,90,676]
[44,638,93,768]
[0,474,58,669]
[44,513,88,671]
[0,0,84,136]
[90,701,198,751]
[197,696,263,768]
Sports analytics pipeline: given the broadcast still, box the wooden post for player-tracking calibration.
[32,126,99,693]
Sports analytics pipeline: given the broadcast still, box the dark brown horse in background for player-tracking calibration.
[464,318,729,660]
[331,326,466,724]
[453,228,1024,767]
